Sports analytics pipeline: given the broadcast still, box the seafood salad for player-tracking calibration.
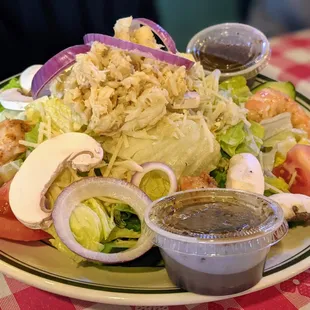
[0,16,310,265]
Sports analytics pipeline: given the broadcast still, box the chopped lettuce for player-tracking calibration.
[26,97,86,134]
[219,76,252,104]
[45,225,85,263]
[102,239,137,254]
[218,120,264,157]
[139,170,170,201]
[112,203,141,232]
[210,155,230,188]
[103,118,221,179]
[0,159,23,185]
[264,176,290,194]
[25,123,40,144]
[70,204,105,251]
[1,77,21,91]
[83,198,116,240]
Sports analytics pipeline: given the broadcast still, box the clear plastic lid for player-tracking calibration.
[186,23,271,81]
[145,189,288,256]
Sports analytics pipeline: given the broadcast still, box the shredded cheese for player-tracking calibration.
[19,140,38,148]
[198,112,214,152]
[46,116,52,139]
[37,122,45,144]
[166,118,185,138]
[288,170,297,189]
[103,136,123,177]
[122,133,129,148]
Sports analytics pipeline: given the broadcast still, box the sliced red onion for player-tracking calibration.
[52,177,153,264]
[132,18,177,54]
[31,45,90,99]
[83,34,194,69]
[131,162,178,195]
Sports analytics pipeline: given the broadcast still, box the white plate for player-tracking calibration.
[1,75,310,306]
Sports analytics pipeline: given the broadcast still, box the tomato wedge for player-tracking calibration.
[273,144,310,196]
[0,180,51,241]
[0,216,51,241]
[0,180,14,217]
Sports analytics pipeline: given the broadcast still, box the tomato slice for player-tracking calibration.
[273,144,310,196]
[0,216,50,241]
[0,180,51,241]
[0,180,14,217]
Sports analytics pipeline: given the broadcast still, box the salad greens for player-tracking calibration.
[219,76,252,104]
[218,120,264,157]
[44,168,142,257]
[1,77,21,91]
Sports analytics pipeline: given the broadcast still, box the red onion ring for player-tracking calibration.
[132,18,177,54]
[52,177,153,264]
[131,162,178,196]
[83,34,194,69]
[31,45,90,99]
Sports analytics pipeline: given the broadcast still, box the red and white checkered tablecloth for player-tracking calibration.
[2,29,310,310]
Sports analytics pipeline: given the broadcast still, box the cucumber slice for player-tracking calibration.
[252,81,296,99]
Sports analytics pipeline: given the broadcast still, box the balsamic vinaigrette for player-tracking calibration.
[192,43,253,73]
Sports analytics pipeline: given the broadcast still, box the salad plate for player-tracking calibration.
[1,71,310,305]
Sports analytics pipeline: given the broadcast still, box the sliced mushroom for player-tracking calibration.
[270,193,310,222]
[0,88,33,111]
[9,133,104,229]
[20,65,42,95]
[226,153,264,195]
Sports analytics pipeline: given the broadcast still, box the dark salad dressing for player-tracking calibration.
[163,201,267,236]
[192,43,252,73]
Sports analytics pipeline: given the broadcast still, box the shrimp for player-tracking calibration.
[245,88,310,137]
[180,171,217,191]
[0,120,30,166]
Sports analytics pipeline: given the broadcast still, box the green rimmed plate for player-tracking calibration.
[1,74,310,306]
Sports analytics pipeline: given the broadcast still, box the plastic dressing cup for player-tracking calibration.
[186,23,271,86]
[145,189,288,296]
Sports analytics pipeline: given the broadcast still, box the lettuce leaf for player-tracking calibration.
[25,123,40,144]
[103,118,221,179]
[83,198,116,240]
[1,77,21,91]
[265,176,290,194]
[26,97,86,134]
[102,239,137,254]
[45,225,85,263]
[218,121,264,157]
[69,204,105,251]
[139,170,170,201]
[219,76,252,104]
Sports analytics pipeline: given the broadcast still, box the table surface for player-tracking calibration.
[2,29,310,310]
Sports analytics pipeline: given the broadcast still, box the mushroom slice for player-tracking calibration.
[9,133,104,229]
[20,65,42,95]
[0,88,33,111]
[270,193,310,222]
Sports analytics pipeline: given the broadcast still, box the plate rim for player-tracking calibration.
[1,73,310,306]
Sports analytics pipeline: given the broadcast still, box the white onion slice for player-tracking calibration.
[52,177,154,263]
[83,34,194,69]
[131,162,178,196]
[132,18,177,54]
[31,45,90,99]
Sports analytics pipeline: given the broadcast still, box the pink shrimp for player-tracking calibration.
[245,88,310,137]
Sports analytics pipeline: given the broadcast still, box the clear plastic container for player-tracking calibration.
[145,189,288,296]
[186,23,271,86]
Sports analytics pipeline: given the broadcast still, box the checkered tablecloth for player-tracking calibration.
[2,29,310,310]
